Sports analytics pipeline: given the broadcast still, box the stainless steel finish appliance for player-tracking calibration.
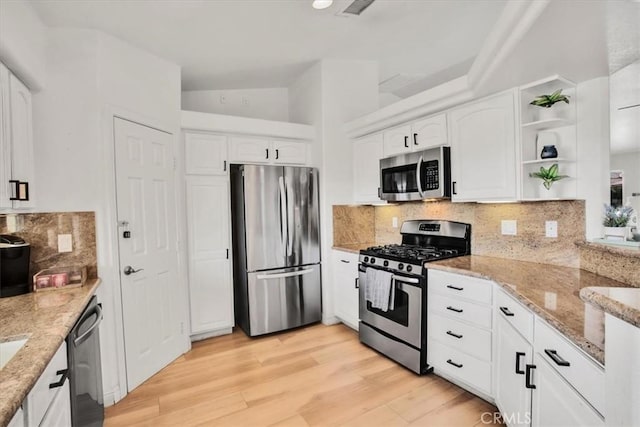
[359,220,471,374]
[66,295,104,427]
[379,146,451,201]
[230,164,321,337]
[0,234,31,298]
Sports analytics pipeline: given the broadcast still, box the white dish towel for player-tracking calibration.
[365,268,395,312]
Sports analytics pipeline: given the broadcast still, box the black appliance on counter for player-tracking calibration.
[0,234,31,297]
[67,295,104,427]
[358,220,471,374]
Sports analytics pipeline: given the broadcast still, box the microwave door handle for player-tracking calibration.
[416,156,424,198]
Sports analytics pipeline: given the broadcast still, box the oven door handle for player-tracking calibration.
[416,156,424,198]
[391,274,420,284]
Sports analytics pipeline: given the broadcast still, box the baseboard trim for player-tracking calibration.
[190,327,233,342]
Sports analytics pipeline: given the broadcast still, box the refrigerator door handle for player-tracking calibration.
[256,268,314,280]
[286,179,294,256]
[278,176,288,258]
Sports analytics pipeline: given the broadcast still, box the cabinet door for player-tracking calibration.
[228,136,270,164]
[26,342,67,427]
[7,406,24,427]
[531,355,604,427]
[449,91,518,202]
[353,134,383,203]
[331,250,359,330]
[411,114,447,151]
[8,73,35,209]
[272,140,307,165]
[39,380,71,427]
[382,124,411,157]
[186,176,233,335]
[495,315,533,427]
[0,63,11,209]
[185,133,228,175]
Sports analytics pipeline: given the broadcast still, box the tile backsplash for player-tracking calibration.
[335,200,585,268]
[0,212,98,278]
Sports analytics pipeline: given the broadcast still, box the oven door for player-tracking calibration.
[379,146,450,201]
[358,264,423,348]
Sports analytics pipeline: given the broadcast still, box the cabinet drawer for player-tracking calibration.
[26,341,68,427]
[495,287,534,343]
[429,293,492,329]
[535,318,605,415]
[430,339,492,395]
[428,269,493,305]
[429,312,492,361]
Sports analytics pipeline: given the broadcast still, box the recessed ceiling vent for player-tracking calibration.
[337,0,376,16]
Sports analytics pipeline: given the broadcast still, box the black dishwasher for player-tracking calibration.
[66,295,104,427]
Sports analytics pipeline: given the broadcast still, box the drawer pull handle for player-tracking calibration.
[49,369,69,389]
[515,351,525,374]
[446,285,463,291]
[446,359,463,368]
[355,278,359,289]
[499,306,515,317]
[446,306,463,313]
[525,364,537,389]
[446,330,463,339]
[340,259,350,263]
[544,349,571,367]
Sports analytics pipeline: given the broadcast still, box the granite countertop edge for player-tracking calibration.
[575,240,640,258]
[579,287,640,328]
[425,261,606,365]
[0,279,102,427]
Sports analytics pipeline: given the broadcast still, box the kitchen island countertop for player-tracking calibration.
[0,279,101,427]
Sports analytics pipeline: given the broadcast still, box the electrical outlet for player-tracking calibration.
[57,234,73,253]
[219,94,227,104]
[501,220,517,236]
[242,96,250,107]
[392,217,398,228]
[545,220,558,238]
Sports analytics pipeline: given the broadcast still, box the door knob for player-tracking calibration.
[123,266,143,275]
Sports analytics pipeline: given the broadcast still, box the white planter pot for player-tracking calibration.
[604,226,630,241]
[538,182,560,199]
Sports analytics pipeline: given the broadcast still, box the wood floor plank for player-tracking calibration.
[105,324,501,427]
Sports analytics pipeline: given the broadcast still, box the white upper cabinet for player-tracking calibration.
[448,90,518,202]
[184,132,228,175]
[382,124,412,157]
[411,113,448,151]
[353,133,383,203]
[229,136,307,165]
[0,63,35,210]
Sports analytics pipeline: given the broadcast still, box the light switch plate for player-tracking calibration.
[501,220,517,236]
[392,217,398,228]
[545,220,558,238]
[58,234,73,253]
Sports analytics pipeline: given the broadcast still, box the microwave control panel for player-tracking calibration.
[422,160,439,190]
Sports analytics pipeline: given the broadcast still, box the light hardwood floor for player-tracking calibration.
[105,324,502,427]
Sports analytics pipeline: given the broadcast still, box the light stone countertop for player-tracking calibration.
[426,256,632,365]
[579,286,640,328]
[0,279,101,427]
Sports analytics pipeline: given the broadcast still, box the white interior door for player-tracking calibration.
[114,117,185,391]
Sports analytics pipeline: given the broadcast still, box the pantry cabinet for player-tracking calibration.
[331,250,360,330]
[353,133,383,203]
[448,90,518,202]
[0,62,35,210]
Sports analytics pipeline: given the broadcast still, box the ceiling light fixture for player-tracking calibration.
[312,0,333,10]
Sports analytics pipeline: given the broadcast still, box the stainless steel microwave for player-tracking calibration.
[379,146,451,201]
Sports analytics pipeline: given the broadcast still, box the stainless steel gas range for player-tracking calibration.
[358,220,471,374]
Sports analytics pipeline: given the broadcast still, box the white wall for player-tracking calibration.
[611,151,640,203]
[182,88,289,121]
[289,59,379,323]
[32,28,184,405]
[0,0,47,90]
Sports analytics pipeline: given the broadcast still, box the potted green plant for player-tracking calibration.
[603,204,634,241]
[529,163,568,198]
[530,89,570,121]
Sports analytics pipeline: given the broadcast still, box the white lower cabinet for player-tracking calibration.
[8,407,24,427]
[186,175,233,337]
[39,380,71,427]
[331,250,359,330]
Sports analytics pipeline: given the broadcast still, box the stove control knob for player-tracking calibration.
[370,258,376,264]
[406,265,413,272]
[363,256,369,263]
[383,260,389,267]
[398,263,404,270]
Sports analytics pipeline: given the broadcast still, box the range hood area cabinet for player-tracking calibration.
[382,113,448,158]
[0,62,35,210]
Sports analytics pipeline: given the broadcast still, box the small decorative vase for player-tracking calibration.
[539,182,559,199]
[604,226,629,241]
[540,145,558,159]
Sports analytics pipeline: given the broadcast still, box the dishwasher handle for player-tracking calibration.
[74,303,103,347]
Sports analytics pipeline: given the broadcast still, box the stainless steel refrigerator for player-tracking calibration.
[230,164,322,336]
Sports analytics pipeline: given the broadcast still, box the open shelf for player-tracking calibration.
[522,158,574,165]
[521,118,573,131]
